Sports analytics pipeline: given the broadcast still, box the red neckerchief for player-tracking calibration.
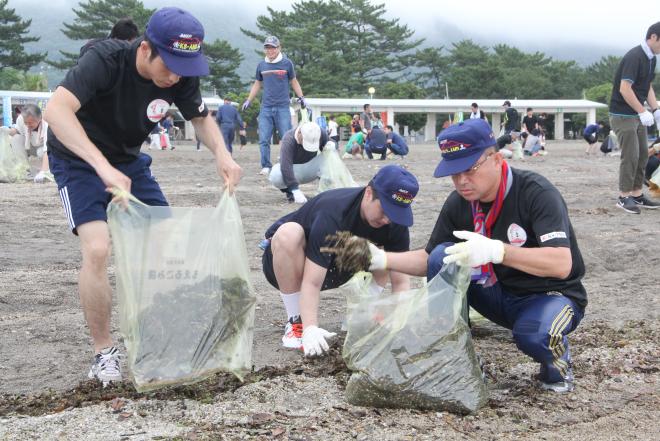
[470,160,510,286]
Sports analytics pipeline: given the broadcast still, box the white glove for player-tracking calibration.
[653,143,660,154]
[368,243,387,271]
[291,189,307,204]
[34,170,46,183]
[639,110,655,127]
[654,109,660,127]
[325,141,336,151]
[442,231,505,267]
[302,325,337,357]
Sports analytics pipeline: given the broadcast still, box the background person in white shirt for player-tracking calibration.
[8,104,52,183]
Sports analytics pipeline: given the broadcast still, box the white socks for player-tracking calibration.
[280,291,301,320]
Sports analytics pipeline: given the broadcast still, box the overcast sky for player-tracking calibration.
[14,0,656,60]
[22,0,653,48]
[159,0,652,52]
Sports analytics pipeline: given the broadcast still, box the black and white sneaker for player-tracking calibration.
[633,194,660,209]
[88,346,122,385]
[617,196,641,214]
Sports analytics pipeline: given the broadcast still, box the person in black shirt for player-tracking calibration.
[501,100,519,134]
[367,119,587,393]
[79,17,140,57]
[262,165,418,357]
[43,7,242,385]
[522,108,538,133]
[610,22,660,213]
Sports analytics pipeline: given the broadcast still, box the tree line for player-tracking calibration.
[2,0,658,126]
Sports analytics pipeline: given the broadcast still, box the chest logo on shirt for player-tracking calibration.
[146,99,170,123]
[507,223,527,247]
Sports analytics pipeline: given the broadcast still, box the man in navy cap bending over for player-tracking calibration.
[261,165,418,357]
[366,119,587,393]
[44,7,242,385]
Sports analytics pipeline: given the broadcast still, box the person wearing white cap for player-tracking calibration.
[268,122,330,203]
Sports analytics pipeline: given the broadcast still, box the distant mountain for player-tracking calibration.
[12,0,627,90]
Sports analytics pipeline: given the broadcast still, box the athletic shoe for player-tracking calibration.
[285,191,294,203]
[282,315,303,349]
[259,167,270,176]
[539,367,575,393]
[617,196,641,214]
[633,194,660,209]
[88,346,122,385]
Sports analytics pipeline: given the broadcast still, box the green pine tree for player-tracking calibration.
[0,0,46,71]
[48,0,154,70]
[203,39,244,97]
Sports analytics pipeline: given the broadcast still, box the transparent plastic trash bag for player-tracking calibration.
[107,190,256,392]
[318,144,358,192]
[342,264,488,414]
[0,129,29,183]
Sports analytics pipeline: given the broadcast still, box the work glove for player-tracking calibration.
[241,99,251,111]
[297,96,308,109]
[638,110,655,127]
[291,188,307,204]
[442,231,505,267]
[654,109,660,127]
[302,325,337,357]
[368,242,387,271]
[653,143,660,154]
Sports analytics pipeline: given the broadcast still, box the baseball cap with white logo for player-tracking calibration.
[145,7,209,77]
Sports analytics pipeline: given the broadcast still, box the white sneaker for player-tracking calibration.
[282,316,303,349]
[259,167,271,175]
[88,346,122,385]
[342,152,352,159]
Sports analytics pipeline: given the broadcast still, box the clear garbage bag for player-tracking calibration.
[107,190,256,392]
[342,264,488,414]
[318,144,358,192]
[0,128,29,183]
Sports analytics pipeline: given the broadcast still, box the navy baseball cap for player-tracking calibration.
[263,36,280,47]
[371,165,419,227]
[433,119,497,177]
[145,7,209,77]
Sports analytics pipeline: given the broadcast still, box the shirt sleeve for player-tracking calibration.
[173,77,208,120]
[620,54,641,84]
[256,63,263,81]
[279,137,298,190]
[425,193,463,253]
[528,186,572,248]
[59,49,116,107]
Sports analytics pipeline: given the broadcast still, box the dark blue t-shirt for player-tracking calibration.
[368,127,387,149]
[388,131,408,147]
[256,56,296,107]
[583,124,599,137]
[265,187,410,269]
[216,103,244,127]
